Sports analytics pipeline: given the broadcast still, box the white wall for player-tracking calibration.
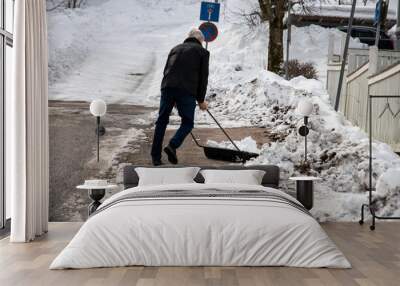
[5,0,13,33]
[4,0,14,220]
[5,45,12,219]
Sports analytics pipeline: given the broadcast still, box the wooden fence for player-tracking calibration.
[326,34,400,107]
[368,65,400,151]
[341,47,400,152]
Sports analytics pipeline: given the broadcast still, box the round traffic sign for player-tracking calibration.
[199,22,218,43]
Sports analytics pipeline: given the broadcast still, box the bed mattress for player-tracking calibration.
[50,183,350,269]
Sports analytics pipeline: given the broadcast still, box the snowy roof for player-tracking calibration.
[293,4,397,20]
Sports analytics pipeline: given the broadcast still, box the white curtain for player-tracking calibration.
[9,0,49,242]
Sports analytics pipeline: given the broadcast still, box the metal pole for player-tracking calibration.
[305,132,307,162]
[334,0,357,111]
[97,116,100,162]
[398,0,400,25]
[205,8,212,50]
[369,95,372,205]
[374,23,381,47]
[374,1,383,47]
[396,0,400,49]
[0,0,4,229]
[206,109,241,152]
[304,116,308,162]
[285,1,291,80]
[369,93,375,230]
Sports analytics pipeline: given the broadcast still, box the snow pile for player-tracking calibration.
[208,71,400,220]
[201,21,355,126]
[203,1,400,221]
[376,168,400,196]
[203,19,361,126]
[207,136,260,154]
[374,168,400,217]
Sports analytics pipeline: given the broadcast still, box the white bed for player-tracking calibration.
[50,183,350,269]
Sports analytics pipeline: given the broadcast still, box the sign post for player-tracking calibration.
[200,1,220,23]
[199,1,221,50]
[199,22,219,49]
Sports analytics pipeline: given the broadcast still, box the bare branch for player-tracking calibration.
[46,0,66,12]
[229,7,263,29]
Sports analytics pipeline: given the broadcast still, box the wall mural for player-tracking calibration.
[47,0,400,223]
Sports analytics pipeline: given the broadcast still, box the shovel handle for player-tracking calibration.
[190,132,204,148]
[206,109,242,153]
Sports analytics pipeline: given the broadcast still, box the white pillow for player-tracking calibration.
[135,167,200,186]
[200,169,266,185]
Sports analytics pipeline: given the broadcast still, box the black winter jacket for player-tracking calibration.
[161,37,210,103]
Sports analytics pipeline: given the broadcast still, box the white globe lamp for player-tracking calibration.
[90,99,107,117]
[90,100,107,162]
[297,99,313,117]
[297,99,314,164]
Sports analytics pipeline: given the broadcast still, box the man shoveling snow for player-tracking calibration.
[151,28,210,166]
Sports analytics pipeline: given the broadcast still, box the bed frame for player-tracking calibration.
[123,165,280,189]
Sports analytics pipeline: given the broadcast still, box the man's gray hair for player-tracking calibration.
[188,28,205,43]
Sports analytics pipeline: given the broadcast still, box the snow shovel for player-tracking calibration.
[190,109,259,163]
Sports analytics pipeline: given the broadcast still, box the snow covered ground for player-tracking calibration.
[48,0,203,105]
[47,0,400,221]
[47,0,347,105]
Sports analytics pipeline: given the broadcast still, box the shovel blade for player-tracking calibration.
[203,146,259,163]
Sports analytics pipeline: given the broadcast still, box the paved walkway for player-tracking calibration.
[49,101,271,221]
[146,127,269,166]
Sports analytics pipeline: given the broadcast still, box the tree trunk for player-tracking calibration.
[66,0,81,8]
[267,1,285,73]
[257,0,271,21]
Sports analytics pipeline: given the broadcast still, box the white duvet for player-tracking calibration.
[50,183,351,269]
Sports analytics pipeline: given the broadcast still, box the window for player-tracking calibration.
[0,0,13,230]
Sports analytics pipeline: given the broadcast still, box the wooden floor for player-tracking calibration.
[0,222,399,286]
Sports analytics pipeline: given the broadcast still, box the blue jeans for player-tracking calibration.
[151,87,196,161]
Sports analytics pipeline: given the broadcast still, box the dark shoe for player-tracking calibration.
[164,145,178,165]
[152,159,163,166]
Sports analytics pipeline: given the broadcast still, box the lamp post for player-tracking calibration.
[396,0,400,49]
[285,0,292,80]
[334,0,357,111]
[89,100,107,162]
[297,99,314,163]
